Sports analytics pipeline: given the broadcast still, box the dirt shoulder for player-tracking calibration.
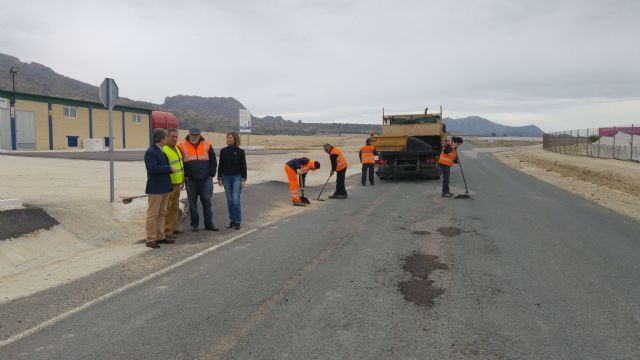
[494,147,640,222]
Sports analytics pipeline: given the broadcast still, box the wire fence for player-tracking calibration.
[543,125,640,162]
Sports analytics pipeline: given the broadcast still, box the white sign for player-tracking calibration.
[0,97,8,109]
[99,78,119,109]
[239,109,251,133]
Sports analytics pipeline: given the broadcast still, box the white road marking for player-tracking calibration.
[0,228,258,348]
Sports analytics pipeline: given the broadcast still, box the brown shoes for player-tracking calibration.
[146,241,160,249]
[158,238,175,244]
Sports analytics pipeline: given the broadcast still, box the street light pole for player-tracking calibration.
[9,67,18,150]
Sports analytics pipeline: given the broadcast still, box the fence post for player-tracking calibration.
[612,126,617,159]
[631,124,635,161]
[576,129,580,156]
[597,128,601,158]
[586,128,589,157]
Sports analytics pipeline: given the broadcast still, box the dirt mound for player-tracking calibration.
[0,207,58,240]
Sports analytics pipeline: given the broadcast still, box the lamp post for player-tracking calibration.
[9,66,17,93]
[9,66,18,150]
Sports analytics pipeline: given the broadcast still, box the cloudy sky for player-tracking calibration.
[1,0,638,131]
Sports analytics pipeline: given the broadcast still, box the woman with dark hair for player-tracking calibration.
[217,131,247,230]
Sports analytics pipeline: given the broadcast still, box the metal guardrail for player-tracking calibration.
[543,125,639,162]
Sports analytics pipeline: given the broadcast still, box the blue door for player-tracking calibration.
[104,136,110,147]
[67,136,79,148]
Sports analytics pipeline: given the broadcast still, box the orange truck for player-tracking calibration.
[370,108,447,180]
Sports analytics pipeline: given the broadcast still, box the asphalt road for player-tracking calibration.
[1,149,639,359]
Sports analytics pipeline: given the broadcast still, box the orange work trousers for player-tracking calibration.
[284,164,301,203]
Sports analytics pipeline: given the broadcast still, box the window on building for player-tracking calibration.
[132,113,142,124]
[63,106,77,118]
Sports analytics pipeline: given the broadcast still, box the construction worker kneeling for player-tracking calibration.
[285,157,320,206]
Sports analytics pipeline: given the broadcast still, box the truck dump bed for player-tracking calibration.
[371,110,446,179]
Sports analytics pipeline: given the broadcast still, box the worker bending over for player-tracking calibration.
[439,136,463,197]
[323,143,349,199]
[285,157,320,206]
[359,138,378,186]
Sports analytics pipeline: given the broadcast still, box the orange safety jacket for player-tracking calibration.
[330,147,348,171]
[360,145,375,164]
[300,160,317,174]
[438,141,457,167]
[178,140,211,163]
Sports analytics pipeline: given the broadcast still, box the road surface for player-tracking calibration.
[1,149,639,359]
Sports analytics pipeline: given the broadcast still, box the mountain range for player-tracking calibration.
[0,53,543,136]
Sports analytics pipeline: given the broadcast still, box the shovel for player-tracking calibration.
[298,174,311,204]
[121,194,149,204]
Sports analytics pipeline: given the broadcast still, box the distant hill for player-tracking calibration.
[444,116,543,137]
[0,53,542,136]
[0,53,157,109]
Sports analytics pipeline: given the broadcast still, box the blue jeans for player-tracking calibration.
[186,178,213,228]
[222,175,242,224]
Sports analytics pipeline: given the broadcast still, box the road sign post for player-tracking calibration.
[239,109,251,146]
[99,78,119,203]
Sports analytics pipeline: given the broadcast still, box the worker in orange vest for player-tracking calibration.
[439,136,463,197]
[177,128,219,232]
[359,138,378,186]
[285,157,320,206]
[323,143,348,199]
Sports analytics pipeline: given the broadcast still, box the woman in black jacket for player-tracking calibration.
[217,131,247,229]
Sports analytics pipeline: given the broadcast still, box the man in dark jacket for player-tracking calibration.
[177,128,219,232]
[144,128,178,248]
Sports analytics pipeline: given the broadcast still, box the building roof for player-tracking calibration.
[0,89,153,113]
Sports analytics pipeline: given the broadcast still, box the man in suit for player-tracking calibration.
[144,128,178,248]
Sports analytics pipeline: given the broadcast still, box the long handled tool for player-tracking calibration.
[315,173,333,201]
[122,187,185,204]
[298,174,311,204]
[121,194,149,204]
[455,157,471,199]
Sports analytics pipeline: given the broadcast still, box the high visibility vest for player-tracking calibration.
[330,147,348,171]
[178,140,211,163]
[300,160,316,174]
[360,145,375,164]
[163,145,184,184]
[439,141,457,167]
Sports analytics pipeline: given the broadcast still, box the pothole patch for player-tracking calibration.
[437,226,462,237]
[398,252,447,308]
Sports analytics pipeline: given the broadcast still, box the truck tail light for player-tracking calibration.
[377,159,385,165]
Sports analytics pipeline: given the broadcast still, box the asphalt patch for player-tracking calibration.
[412,230,431,235]
[398,252,447,307]
[0,207,58,240]
[437,226,463,237]
[398,279,445,307]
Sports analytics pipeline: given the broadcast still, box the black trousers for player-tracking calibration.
[440,164,451,195]
[334,168,347,196]
[361,164,374,185]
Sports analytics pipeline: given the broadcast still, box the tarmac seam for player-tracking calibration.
[0,228,258,348]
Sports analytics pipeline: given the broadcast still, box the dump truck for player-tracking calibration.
[371,108,446,179]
